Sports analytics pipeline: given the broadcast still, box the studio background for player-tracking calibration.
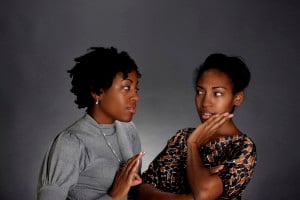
[1,1,299,199]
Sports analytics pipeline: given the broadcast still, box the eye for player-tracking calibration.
[214,92,222,97]
[196,89,204,95]
[123,86,139,93]
[123,86,130,91]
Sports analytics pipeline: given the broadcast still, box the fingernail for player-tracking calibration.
[228,114,234,118]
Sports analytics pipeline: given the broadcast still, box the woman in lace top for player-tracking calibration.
[137,53,257,200]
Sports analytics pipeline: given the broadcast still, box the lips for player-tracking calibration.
[201,112,213,120]
[127,106,136,114]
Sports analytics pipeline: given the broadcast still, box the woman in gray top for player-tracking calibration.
[37,46,144,200]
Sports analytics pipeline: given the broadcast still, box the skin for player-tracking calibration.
[110,152,144,200]
[186,69,244,200]
[193,69,243,141]
[90,71,144,200]
[90,71,140,124]
[136,164,224,200]
[137,69,243,200]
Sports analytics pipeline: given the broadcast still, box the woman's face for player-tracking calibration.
[95,71,139,124]
[195,69,242,123]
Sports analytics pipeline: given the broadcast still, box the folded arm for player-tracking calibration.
[186,113,233,200]
[137,183,193,200]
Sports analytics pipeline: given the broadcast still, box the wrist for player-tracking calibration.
[109,191,124,200]
[181,193,194,200]
[187,142,200,151]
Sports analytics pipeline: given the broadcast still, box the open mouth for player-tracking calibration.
[127,107,136,114]
[201,112,213,120]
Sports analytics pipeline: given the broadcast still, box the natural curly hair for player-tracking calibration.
[194,53,251,94]
[67,46,141,110]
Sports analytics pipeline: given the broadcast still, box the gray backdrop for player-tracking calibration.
[1,0,300,199]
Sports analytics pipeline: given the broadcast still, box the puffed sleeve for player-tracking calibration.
[218,136,257,198]
[142,129,190,194]
[37,131,85,200]
[142,131,179,187]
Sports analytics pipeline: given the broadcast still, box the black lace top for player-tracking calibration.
[142,128,257,200]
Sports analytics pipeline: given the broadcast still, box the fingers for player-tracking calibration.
[124,152,144,171]
[201,112,233,132]
[206,113,233,127]
[109,152,145,199]
[119,152,145,183]
[131,173,142,186]
[190,112,234,145]
[125,151,145,166]
[210,165,224,174]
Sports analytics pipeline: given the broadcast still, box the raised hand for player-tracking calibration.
[109,152,145,200]
[188,112,233,147]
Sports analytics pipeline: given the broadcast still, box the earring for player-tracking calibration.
[95,99,99,105]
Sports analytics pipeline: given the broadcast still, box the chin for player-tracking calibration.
[200,118,206,123]
[119,117,133,122]
[198,115,205,123]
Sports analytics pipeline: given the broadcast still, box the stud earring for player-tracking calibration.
[96,99,99,105]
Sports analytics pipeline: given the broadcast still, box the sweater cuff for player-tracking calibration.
[37,185,67,200]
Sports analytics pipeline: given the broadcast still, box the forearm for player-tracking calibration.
[136,184,193,200]
[186,143,223,200]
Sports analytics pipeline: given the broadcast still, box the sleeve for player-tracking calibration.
[141,147,166,188]
[141,130,189,193]
[37,131,85,200]
[218,137,257,198]
[141,132,177,187]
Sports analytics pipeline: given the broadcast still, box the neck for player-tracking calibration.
[98,123,116,136]
[215,120,241,137]
[88,107,114,124]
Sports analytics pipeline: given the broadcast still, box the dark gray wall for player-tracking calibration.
[1,0,299,199]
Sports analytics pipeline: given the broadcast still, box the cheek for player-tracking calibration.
[113,94,128,108]
[195,98,203,113]
[102,95,121,111]
[222,101,236,111]
[195,96,200,106]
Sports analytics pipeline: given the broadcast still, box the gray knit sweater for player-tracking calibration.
[37,113,141,200]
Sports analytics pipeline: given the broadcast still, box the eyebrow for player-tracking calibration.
[121,78,133,83]
[196,85,227,90]
[122,78,139,84]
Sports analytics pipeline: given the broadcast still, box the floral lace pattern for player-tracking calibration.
[142,128,257,199]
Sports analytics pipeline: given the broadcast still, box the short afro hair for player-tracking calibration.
[68,46,141,109]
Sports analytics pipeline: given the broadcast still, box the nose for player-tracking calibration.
[201,93,212,107]
[130,91,139,102]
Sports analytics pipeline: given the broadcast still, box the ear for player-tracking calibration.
[91,89,104,101]
[233,91,244,106]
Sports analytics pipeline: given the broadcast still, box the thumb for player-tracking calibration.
[131,173,142,186]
